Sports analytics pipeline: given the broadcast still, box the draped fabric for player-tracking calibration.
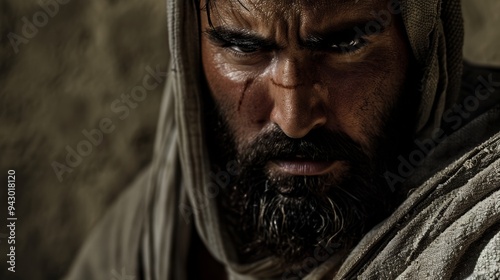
[66,0,500,279]
[335,106,500,279]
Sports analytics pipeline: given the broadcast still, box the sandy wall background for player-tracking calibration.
[0,0,498,279]
[0,0,168,279]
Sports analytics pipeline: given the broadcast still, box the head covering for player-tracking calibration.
[138,0,465,279]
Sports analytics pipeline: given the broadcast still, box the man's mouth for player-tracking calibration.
[267,156,339,176]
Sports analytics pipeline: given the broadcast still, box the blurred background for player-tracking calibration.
[0,0,498,279]
[0,0,167,279]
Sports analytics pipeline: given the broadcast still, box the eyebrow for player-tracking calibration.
[303,19,387,48]
[204,18,386,50]
[204,27,278,50]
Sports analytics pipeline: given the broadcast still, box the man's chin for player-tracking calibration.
[250,189,358,265]
[222,170,391,266]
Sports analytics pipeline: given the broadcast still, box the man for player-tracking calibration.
[67,0,500,279]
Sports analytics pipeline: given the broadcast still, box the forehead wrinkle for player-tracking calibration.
[210,0,300,21]
[298,0,390,35]
[304,0,383,17]
[207,0,300,43]
[205,0,254,31]
[204,0,388,45]
[207,0,385,25]
[225,0,381,13]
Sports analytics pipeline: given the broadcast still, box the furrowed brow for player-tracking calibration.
[204,26,278,49]
[301,19,387,48]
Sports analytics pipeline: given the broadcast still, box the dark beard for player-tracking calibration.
[201,57,420,268]
[207,119,398,266]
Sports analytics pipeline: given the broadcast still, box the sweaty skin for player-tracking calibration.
[201,0,411,180]
[198,0,413,276]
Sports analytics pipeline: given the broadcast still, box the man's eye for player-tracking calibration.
[331,37,368,54]
[227,44,259,54]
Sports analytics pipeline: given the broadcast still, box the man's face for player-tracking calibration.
[200,0,414,265]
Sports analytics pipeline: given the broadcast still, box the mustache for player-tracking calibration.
[238,126,368,167]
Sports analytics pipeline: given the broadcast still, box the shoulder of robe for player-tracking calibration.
[64,167,152,280]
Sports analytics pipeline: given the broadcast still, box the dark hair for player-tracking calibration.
[196,0,249,29]
[196,0,214,28]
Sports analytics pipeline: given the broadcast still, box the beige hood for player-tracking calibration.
[66,1,469,279]
[142,0,465,278]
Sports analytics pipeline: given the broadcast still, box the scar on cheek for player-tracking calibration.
[270,78,304,89]
[238,79,253,112]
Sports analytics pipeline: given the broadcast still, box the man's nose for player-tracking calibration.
[269,57,327,138]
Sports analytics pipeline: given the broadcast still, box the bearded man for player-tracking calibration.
[67,0,500,279]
